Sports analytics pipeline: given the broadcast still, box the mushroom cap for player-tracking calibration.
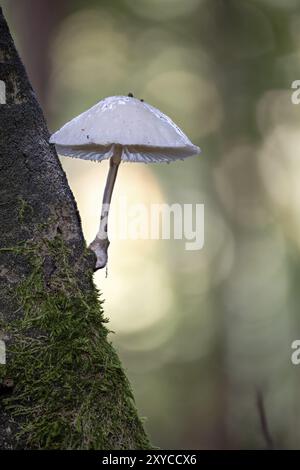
[49,95,201,163]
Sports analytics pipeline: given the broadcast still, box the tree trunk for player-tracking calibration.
[0,7,150,450]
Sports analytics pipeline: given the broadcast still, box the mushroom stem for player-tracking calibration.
[89,145,122,270]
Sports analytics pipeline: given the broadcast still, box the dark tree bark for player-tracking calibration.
[0,8,150,449]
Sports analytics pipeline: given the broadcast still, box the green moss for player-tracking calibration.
[0,365,7,381]
[17,197,34,224]
[0,235,150,449]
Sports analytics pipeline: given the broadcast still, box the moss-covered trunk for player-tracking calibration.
[0,7,150,450]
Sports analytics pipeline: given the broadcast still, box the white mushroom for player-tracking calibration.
[50,94,201,270]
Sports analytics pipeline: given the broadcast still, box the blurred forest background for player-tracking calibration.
[3,0,300,449]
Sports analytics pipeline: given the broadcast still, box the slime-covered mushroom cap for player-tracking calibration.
[50,95,201,163]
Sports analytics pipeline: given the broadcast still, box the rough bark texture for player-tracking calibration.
[0,8,150,449]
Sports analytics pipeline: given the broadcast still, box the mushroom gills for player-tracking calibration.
[55,144,199,163]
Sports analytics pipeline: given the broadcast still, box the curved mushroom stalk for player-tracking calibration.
[89,237,110,270]
[89,145,122,270]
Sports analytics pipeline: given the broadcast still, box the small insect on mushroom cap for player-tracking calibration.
[49,95,201,163]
